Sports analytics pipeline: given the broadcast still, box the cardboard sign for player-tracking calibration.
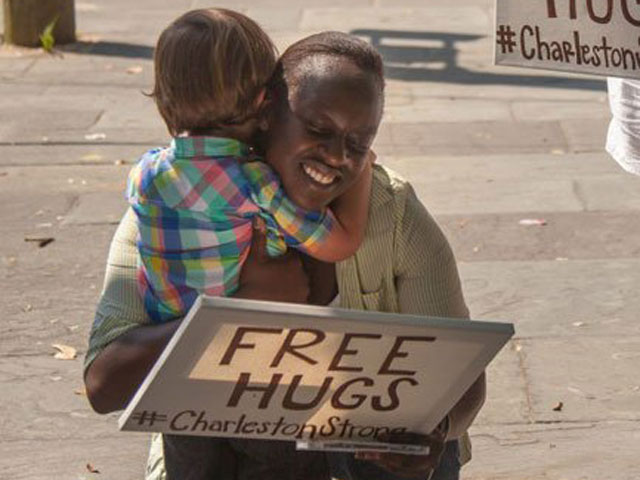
[120,297,513,450]
[495,0,640,79]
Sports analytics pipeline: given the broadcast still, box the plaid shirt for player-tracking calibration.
[126,137,333,323]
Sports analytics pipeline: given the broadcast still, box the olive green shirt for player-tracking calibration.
[85,165,473,478]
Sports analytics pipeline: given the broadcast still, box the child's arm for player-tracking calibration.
[243,153,374,262]
[307,157,373,262]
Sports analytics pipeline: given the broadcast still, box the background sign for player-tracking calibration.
[495,0,640,79]
[120,297,513,448]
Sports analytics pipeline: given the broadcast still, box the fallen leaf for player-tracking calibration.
[81,153,103,162]
[74,387,87,396]
[68,324,80,331]
[36,222,53,228]
[52,344,77,360]
[551,149,566,155]
[552,401,564,412]
[572,321,585,327]
[126,65,143,74]
[114,159,126,166]
[555,257,568,261]
[519,218,547,226]
[23,304,33,312]
[85,133,106,141]
[24,236,55,248]
[49,376,62,382]
[86,463,100,474]
[472,245,480,253]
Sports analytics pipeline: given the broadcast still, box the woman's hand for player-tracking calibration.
[235,218,310,303]
[354,420,448,479]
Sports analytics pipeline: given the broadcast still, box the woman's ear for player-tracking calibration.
[253,87,267,110]
[255,88,272,132]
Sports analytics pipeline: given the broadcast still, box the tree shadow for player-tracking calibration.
[58,40,154,59]
[351,28,605,91]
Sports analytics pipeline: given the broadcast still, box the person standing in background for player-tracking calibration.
[606,77,640,176]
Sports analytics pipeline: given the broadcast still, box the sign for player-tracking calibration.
[495,0,640,79]
[120,297,513,450]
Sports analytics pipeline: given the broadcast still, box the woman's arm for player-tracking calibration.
[84,214,310,414]
[85,320,181,413]
[394,182,486,437]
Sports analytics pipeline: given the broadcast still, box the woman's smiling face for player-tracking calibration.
[264,56,384,211]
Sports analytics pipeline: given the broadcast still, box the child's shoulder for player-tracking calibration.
[126,145,177,204]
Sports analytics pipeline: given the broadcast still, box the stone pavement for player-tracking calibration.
[0,1,638,479]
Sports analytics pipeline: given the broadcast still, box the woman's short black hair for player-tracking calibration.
[269,31,385,101]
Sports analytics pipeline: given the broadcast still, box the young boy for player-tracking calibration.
[126,9,371,324]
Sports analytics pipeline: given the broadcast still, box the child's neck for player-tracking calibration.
[186,122,255,146]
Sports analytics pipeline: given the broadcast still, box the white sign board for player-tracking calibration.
[495,0,640,79]
[120,297,513,450]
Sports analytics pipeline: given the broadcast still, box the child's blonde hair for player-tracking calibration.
[152,8,277,136]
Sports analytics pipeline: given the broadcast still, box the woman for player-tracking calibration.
[84,31,485,480]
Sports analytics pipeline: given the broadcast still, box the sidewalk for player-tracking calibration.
[1,1,638,479]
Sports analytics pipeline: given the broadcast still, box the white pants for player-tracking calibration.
[607,77,640,176]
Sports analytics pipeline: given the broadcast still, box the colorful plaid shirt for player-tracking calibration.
[126,137,333,323]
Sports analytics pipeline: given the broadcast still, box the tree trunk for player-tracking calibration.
[3,0,76,47]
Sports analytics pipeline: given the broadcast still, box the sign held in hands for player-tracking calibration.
[120,297,513,451]
[495,0,640,79]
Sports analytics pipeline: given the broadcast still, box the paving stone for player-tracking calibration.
[0,165,129,194]
[459,259,640,338]
[465,421,639,480]
[577,175,640,212]
[522,337,640,423]
[0,108,103,143]
[21,54,154,88]
[379,152,620,183]
[0,144,144,166]
[194,0,373,7]
[562,118,610,153]
[301,7,491,34]
[412,178,581,215]
[386,121,569,156]
[384,98,512,123]
[473,342,531,426]
[376,0,492,7]
[438,211,640,263]
[404,75,606,101]
[511,100,611,121]
[62,191,128,225]
[247,8,303,32]
[0,436,148,480]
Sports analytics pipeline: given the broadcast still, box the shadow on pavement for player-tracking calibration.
[58,40,154,59]
[351,28,605,91]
